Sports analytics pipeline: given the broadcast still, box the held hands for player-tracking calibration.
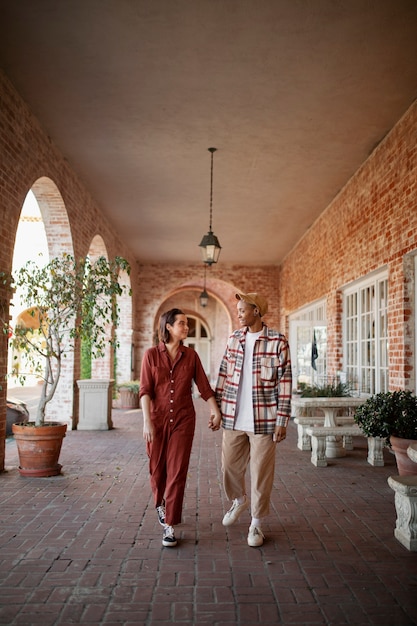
[273,425,287,443]
[208,411,222,431]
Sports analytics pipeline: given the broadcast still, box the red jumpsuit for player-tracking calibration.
[140,342,215,525]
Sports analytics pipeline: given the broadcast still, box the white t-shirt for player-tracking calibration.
[234,330,262,432]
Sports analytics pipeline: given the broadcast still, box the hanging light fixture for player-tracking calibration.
[199,265,209,308]
[199,147,222,265]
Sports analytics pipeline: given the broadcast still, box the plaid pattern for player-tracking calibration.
[215,325,292,434]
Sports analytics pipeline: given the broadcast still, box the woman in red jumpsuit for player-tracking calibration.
[140,308,221,547]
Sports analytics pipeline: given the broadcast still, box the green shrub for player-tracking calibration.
[354,390,417,445]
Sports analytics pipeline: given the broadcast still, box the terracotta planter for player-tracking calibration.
[390,435,417,476]
[119,388,139,409]
[12,422,67,477]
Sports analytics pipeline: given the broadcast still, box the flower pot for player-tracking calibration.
[118,387,139,409]
[390,435,417,476]
[12,422,67,477]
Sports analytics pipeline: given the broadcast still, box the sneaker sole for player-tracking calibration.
[162,539,177,547]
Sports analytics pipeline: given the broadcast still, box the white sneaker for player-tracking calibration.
[247,525,264,547]
[162,525,177,547]
[222,497,249,526]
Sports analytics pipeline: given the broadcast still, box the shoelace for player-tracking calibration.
[164,525,175,538]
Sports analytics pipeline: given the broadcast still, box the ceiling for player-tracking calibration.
[1,1,417,266]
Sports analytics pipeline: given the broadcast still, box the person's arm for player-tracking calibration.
[207,395,221,431]
[274,338,292,442]
[141,394,154,442]
[139,349,155,443]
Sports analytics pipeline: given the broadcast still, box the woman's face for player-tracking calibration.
[166,314,189,342]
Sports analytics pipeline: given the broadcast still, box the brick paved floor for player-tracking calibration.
[1,398,416,625]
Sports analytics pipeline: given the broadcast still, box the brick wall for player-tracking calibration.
[280,100,417,389]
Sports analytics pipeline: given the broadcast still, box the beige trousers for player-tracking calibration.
[221,429,277,519]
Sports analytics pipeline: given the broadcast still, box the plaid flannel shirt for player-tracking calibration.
[215,324,292,434]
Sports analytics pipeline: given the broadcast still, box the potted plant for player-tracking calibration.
[354,390,417,475]
[1,253,130,476]
[298,379,353,397]
[117,380,140,409]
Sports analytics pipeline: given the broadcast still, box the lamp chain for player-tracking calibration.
[208,147,217,232]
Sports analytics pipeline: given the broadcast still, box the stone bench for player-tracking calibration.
[387,475,417,551]
[303,425,385,467]
[305,425,363,467]
[294,416,355,451]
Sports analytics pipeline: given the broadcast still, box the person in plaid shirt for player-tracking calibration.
[214,292,292,547]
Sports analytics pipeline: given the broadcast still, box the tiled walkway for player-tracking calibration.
[1,398,416,625]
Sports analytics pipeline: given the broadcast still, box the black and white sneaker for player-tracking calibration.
[162,525,177,547]
[156,502,166,526]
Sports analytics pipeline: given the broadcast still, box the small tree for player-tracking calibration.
[1,254,131,426]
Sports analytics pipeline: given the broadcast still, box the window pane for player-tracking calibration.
[187,317,196,337]
[344,275,387,394]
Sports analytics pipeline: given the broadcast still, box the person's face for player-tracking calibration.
[237,301,258,327]
[166,314,189,342]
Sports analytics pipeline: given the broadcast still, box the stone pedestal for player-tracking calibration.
[367,436,385,466]
[387,475,417,551]
[77,379,114,430]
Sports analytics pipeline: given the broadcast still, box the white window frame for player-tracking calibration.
[289,300,327,388]
[343,270,388,395]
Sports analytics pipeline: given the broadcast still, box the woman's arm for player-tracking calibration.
[141,394,154,442]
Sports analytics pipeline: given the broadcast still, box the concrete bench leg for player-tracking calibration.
[343,435,353,450]
[387,476,417,551]
[310,435,327,467]
[367,436,385,466]
[297,424,311,451]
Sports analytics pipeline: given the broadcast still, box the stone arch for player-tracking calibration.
[10,178,75,426]
[31,177,73,258]
[85,235,133,387]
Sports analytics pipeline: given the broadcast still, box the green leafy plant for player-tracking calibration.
[1,254,131,426]
[299,379,353,398]
[117,380,140,394]
[354,390,417,445]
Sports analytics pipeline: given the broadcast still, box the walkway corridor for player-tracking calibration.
[1,399,416,625]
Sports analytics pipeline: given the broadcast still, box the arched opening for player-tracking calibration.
[83,235,132,388]
[85,235,110,381]
[8,179,74,426]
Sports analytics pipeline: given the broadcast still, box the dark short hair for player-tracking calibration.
[158,308,185,343]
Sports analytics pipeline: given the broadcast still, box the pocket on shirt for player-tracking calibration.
[260,357,280,382]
